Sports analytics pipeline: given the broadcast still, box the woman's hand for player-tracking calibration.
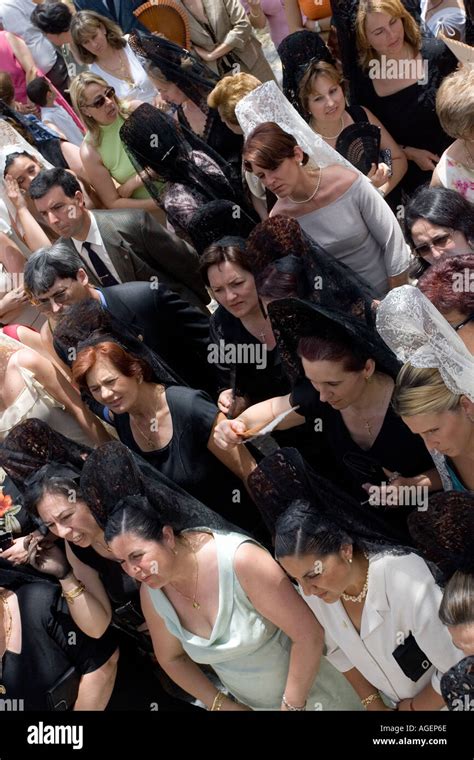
[0,535,30,565]
[27,536,72,579]
[213,417,248,450]
[4,175,27,210]
[193,45,216,62]
[117,174,143,198]
[367,162,391,188]
[1,286,30,311]
[14,101,37,115]
[404,147,440,172]
[217,389,248,417]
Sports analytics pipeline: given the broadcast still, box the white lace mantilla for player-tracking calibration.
[235,81,357,171]
[376,285,474,400]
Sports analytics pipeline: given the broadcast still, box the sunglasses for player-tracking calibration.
[84,86,115,109]
[413,230,454,258]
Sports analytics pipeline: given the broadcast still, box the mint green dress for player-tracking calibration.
[87,116,152,200]
[147,530,363,711]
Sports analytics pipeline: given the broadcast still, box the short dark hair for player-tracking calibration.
[26,77,51,108]
[30,1,72,34]
[23,463,83,518]
[199,241,251,286]
[404,187,474,249]
[29,168,81,200]
[297,334,370,373]
[418,255,474,317]
[24,243,84,296]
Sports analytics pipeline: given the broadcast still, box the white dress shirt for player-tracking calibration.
[303,552,463,705]
[0,0,57,73]
[72,213,122,284]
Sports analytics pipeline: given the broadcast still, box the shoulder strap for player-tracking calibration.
[347,104,369,123]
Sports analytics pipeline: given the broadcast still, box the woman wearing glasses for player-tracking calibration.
[404,187,474,274]
[70,72,162,214]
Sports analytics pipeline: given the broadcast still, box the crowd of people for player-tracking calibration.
[0,0,472,715]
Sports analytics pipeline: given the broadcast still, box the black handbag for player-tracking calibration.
[46,666,81,711]
[392,633,432,682]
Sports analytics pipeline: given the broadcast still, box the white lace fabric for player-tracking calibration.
[235,81,357,171]
[376,285,474,401]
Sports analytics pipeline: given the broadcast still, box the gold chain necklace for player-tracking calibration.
[100,50,133,85]
[169,537,200,610]
[131,415,159,448]
[0,594,12,694]
[288,168,322,205]
[311,115,345,140]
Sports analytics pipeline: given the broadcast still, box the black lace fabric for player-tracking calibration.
[187,200,257,256]
[277,31,336,117]
[248,446,414,550]
[266,295,400,387]
[53,299,183,386]
[119,102,244,229]
[336,123,381,174]
[80,440,241,533]
[0,419,91,488]
[408,491,474,579]
[129,32,219,112]
[246,215,376,310]
[441,656,474,711]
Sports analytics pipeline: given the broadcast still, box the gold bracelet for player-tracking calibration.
[61,582,86,604]
[210,690,226,711]
[282,694,306,711]
[361,692,382,708]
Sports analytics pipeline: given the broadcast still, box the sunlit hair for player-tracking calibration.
[4,151,40,179]
[418,255,474,317]
[207,72,261,126]
[355,0,421,70]
[199,242,252,287]
[439,571,474,626]
[72,341,155,390]
[298,61,345,115]
[243,122,309,173]
[436,68,474,141]
[0,72,14,105]
[297,334,370,373]
[69,71,129,146]
[392,364,461,417]
[70,10,126,64]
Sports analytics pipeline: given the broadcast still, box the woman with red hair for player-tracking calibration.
[72,339,262,535]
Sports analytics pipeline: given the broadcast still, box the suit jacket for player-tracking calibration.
[60,209,209,311]
[73,0,148,34]
[173,0,274,81]
[100,281,217,394]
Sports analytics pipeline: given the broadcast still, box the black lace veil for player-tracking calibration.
[441,657,474,711]
[119,103,243,210]
[248,447,414,548]
[128,31,219,112]
[187,200,257,256]
[277,31,336,117]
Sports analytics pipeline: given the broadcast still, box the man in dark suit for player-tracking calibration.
[28,168,210,311]
[24,243,217,394]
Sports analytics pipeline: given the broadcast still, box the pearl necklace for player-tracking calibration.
[312,115,345,140]
[288,168,322,205]
[341,554,370,603]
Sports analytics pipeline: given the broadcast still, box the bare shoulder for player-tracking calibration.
[234,541,279,580]
[444,139,465,163]
[10,346,43,372]
[80,139,99,162]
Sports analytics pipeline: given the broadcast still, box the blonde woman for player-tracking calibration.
[432,68,474,202]
[392,365,474,492]
[354,0,457,193]
[70,72,160,212]
[70,11,157,105]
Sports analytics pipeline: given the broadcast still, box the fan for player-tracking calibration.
[336,122,381,175]
[133,0,191,49]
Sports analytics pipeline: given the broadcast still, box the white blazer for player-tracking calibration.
[303,552,462,704]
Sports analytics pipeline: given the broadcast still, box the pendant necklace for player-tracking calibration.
[169,537,200,610]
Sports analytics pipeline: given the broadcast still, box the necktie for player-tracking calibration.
[82,242,119,287]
